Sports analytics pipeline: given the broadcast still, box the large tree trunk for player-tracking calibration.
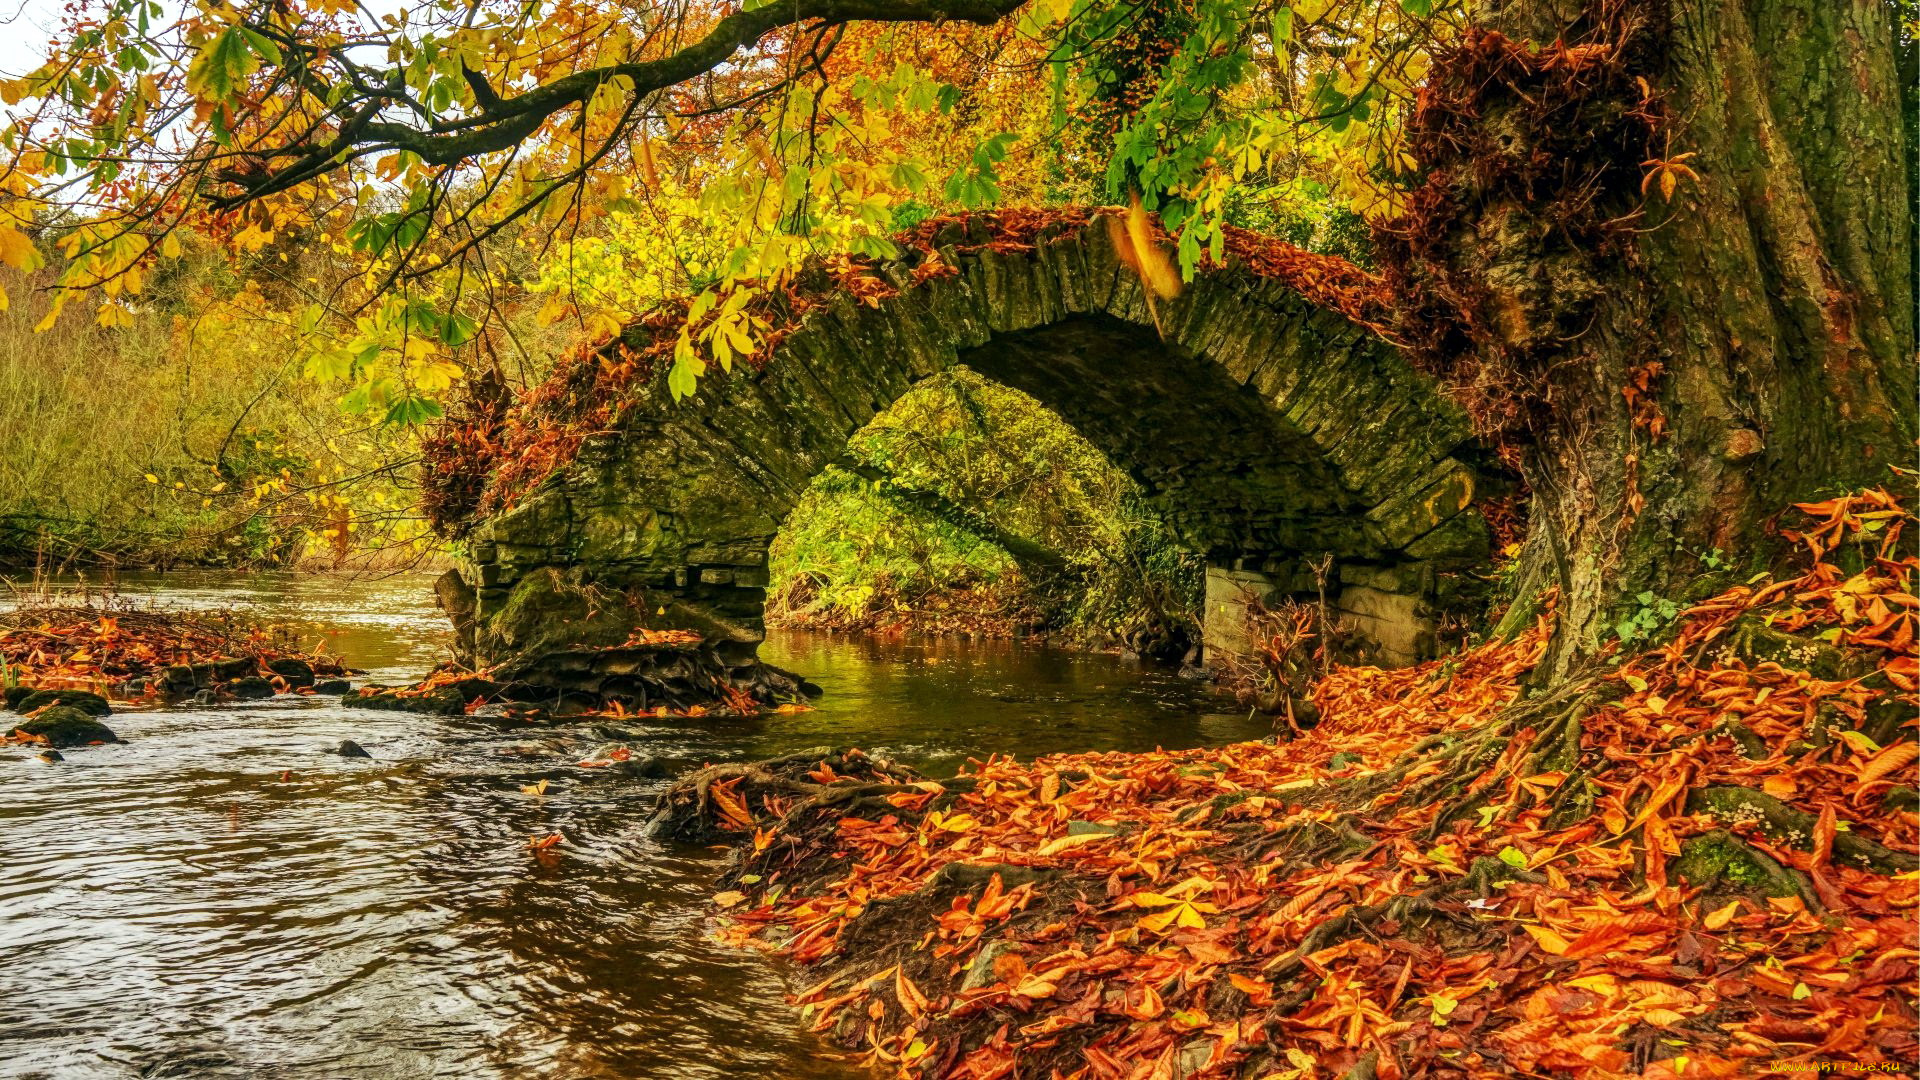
[1381,0,1915,681]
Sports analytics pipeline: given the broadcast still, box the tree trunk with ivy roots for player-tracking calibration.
[1378,0,1915,681]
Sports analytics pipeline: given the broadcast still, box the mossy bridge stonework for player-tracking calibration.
[446,218,1497,702]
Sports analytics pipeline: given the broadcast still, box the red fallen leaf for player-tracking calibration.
[527,832,563,851]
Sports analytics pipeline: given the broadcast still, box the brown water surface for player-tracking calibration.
[0,572,1269,1079]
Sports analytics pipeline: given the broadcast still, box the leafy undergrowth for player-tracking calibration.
[661,492,1918,1079]
[0,599,349,704]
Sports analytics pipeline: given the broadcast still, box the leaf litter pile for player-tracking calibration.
[659,491,1918,1079]
[0,597,348,704]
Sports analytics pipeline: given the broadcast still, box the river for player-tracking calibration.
[0,572,1271,1079]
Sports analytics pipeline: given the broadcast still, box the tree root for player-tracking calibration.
[1686,785,1920,874]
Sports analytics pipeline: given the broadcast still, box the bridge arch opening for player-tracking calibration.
[764,362,1206,660]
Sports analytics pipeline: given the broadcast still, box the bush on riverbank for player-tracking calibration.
[664,491,1919,1078]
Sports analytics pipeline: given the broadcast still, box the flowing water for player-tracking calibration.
[0,572,1272,1079]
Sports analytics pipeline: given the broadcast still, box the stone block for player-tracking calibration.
[1335,585,1434,666]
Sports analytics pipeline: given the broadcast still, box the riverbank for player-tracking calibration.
[0,596,357,749]
[666,491,1920,1078]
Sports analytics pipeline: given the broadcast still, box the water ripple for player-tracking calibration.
[2,573,1266,1078]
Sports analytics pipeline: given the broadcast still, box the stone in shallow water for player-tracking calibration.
[12,706,119,748]
[12,689,112,716]
[266,658,315,687]
[336,739,372,759]
[226,676,276,700]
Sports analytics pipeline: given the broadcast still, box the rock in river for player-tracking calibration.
[226,676,276,700]
[12,689,112,716]
[12,706,120,748]
[266,658,316,688]
[336,739,372,759]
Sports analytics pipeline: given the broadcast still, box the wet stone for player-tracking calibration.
[13,689,112,716]
[12,706,120,749]
[266,658,316,688]
[226,677,276,701]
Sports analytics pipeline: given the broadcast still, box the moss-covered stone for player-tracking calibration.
[13,689,111,716]
[266,658,315,687]
[11,705,119,748]
[226,676,276,700]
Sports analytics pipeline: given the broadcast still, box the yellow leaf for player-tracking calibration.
[1836,730,1883,756]
[144,473,159,484]
[0,225,40,272]
[1122,193,1182,300]
[712,890,747,908]
[162,231,183,259]
[1566,974,1619,995]
[518,778,549,797]
[1522,924,1571,955]
[1035,832,1110,857]
[1703,900,1741,930]
[929,812,977,833]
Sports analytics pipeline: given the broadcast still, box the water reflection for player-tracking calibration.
[0,574,1270,1079]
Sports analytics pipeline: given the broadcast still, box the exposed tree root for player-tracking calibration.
[663,494,1916,1078]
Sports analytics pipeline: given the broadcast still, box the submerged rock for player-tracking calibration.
[37,749,62,762]
[12,706,119,748]
[13,689,112,716]
[312,679,352,695]
[336,739,372,759]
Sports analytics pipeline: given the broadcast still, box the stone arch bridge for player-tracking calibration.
[443,216,1498,705]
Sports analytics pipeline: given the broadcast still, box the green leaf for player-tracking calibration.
[1271,6,1293,42]
[186,28,259,101]
[439,311,479,347]
[382,394,443,426]
[1497,846,1528,869]
[237,27,282,65]
[1401,0,1432,16]
[304,347,354,382]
